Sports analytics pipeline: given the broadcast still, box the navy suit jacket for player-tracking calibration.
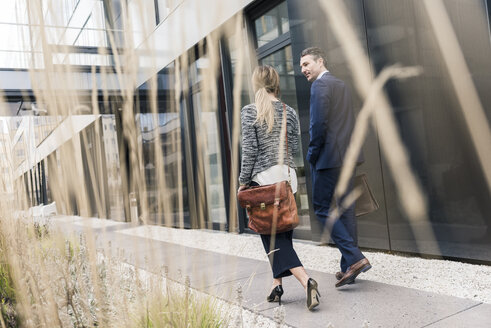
[307,72,363,170]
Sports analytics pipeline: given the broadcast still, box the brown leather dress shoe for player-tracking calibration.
[335,271,355,284]
[335,258,371,288]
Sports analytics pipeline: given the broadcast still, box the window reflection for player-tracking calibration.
[226,31,253,110]
[139,65,190,226]
[189,57,209,85]
[260,44,296,101]
[190,85,227,225]
[139,109,189,225]
[0,0,111,69]
[102,115,124,221]
[254,1,290,47]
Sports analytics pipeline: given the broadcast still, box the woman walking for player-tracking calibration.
[238,65,320,310]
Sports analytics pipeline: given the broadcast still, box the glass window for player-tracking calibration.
[191,88,227,225]
[156,0,172,22]
[156,0,183,24]
[74,2,107,47]
[260,44,296,99]
[226,30,254,112]
[101,115,124,221]
[254,1,290,47]
[185,51,229,226]
[189,57,209,85]
[138,64,190,226]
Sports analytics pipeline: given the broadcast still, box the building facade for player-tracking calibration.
[3,0,491,263]
[130,0,491,263]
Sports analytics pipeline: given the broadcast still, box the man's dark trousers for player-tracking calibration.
[311,166,364,272]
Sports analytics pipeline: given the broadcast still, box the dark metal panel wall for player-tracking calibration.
[286,0,391,249]
[362,0,491,262]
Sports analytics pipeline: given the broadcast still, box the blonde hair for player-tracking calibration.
[252,65,280,132]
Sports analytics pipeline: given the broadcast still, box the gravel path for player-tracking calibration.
[120,225,491,305]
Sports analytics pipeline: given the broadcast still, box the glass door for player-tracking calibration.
[137,64,191,227]
[188,54,228,229]
[251,1,312,236]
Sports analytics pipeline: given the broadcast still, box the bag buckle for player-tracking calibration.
[260,203,266,210]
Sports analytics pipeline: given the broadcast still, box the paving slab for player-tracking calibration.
[46,217,489,328]
[206,268,480,328]
[261,280,480,328]
[50,219,272,290]
[134,239,271,290]
[205,271,285,312]
[425,303,491,328]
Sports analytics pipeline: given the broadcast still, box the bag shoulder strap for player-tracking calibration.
[282,103,291,182]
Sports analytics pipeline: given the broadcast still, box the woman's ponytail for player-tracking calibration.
[255,87,275,132]
[252,66,280,133]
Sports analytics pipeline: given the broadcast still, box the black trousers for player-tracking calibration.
[260,230,303,279]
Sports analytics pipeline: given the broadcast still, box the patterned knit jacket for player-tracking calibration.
[239,101,300,185]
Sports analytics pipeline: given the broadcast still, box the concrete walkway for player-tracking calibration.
[47,216,491,328]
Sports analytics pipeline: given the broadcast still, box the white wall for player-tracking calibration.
[15,115,99,177]
[135,0,254,87]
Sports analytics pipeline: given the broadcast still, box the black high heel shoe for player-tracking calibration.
[307,278,320,310]
[266,285,284,305]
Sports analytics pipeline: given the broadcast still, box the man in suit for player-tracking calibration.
[300,47,371,287]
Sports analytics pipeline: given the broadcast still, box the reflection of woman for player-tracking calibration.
[238,65,320,310]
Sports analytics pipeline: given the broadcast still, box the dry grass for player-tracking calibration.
[0,217,229,328]
[0,0,489,327]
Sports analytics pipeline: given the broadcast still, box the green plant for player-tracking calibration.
[33,222,49,239]
[0,231,19,328]
[132,277,227,328]
[0,262,15,303]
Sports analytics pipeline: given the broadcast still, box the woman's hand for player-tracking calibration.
[238,185,248,192]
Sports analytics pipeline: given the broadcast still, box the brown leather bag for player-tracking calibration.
[237,180,299,234]
[237,103,299,234]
